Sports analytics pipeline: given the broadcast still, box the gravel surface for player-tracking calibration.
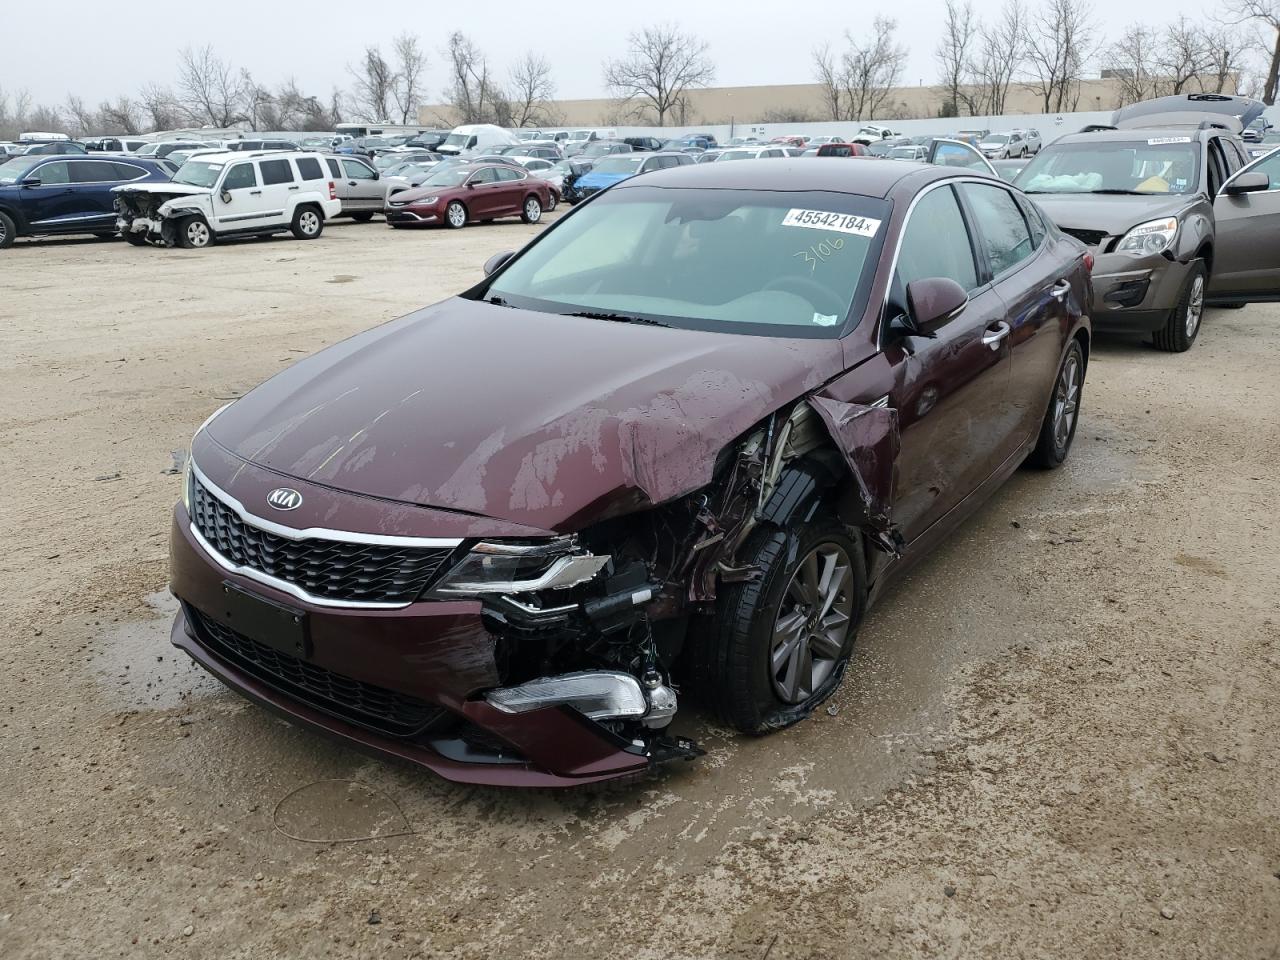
[2,219,1278,959]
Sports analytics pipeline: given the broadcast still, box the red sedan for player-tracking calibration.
[385,163,554,229]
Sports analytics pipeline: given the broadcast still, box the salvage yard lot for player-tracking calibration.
[2,218,1279,958]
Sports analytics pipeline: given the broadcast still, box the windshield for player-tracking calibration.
[172,161,224,188]
[135,144,159,156]
[1017,139,1200,195]
[442,133,469,148]
[422,166,474,187]
[865,142,894,157]
[571,130,592,140]
[717,150,758,162]
[484,186,888,337]
[890,147,919,159]
[0,157,42,184]
[590,156,645,175]
[581,143,623,157]
[984,134,1009,144]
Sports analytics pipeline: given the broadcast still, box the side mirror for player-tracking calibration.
[1224,170,1269,195]
[466,180,477,189]
[483,251,515,276]
[219,190,232,204]
[897,277,969,337]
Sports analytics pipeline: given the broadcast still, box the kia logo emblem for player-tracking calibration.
[266,487,303,511]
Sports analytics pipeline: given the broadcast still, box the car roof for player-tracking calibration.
[615,157,927,198]
[1054,128,1213,146]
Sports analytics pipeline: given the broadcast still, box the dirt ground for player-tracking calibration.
[2,216,1278,960]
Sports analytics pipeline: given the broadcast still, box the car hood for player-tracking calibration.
[112,182,208,196]
[578,171,633,187]
[1022,192,1190,234]
[205,298,842,533]
[391,185,453,203]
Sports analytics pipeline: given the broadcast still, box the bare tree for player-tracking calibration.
[814,44,846,121]
[1157,16,1214,94]
[98,96,141,135]
[1102,24,1161,105]
[444,31,506,124]
[506,52,558,127]
[139,83,182,132]
[1228,1,1280,103]
[1023,0,1097,112]
[391,33,427,125]
[841,18,908,121]
[935,0,978,116]
[603,24,714,125]
[26,103,64,134]
[966,0,1027,115]
[176,45,246,126]
[1200,25,1254,93]
[349,44,395,122]
[63,95,95,137]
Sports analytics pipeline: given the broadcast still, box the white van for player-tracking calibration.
[436,124,521,156]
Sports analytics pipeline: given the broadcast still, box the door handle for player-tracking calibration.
[348,180,357,186]
[982,321,1011,350]
[1050,279,1071,301]
[249,190,262,195]
[288,185,299,191]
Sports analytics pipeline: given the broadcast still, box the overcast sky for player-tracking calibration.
[2,0,1245,109]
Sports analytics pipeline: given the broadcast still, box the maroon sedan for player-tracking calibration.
[385,163,553,229]
[170,157,1091,787]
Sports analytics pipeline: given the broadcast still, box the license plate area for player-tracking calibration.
[214,581,311,659]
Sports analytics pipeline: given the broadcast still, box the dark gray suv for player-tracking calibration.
[1015,94,1280,351]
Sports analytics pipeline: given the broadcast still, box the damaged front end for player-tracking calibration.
[113,186,208,245]
[462,395,900,775]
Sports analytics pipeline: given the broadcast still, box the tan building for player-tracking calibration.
[421,75,1239,129]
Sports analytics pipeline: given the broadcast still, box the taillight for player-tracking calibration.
[1083,251,1094,273]
[328,181,337,200]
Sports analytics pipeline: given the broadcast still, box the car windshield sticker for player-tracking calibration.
[782,209,881,236]
[1147,136,1192,145]
[812,313,839,326]
[1173,178,1188,189]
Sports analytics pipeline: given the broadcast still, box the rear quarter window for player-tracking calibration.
[294,156,324,181]
[259,159,294,185]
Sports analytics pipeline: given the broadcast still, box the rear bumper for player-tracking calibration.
[1087,251,1188,332]
[168,507,650,787]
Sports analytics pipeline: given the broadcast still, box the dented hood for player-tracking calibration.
[206,298,844,532]
[1024,192,1190,237]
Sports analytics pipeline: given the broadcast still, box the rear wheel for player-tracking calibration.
[1153,262,1206,352]
[290,205,323,240]
[1029,339,1084,468]
[445,200,467,229]
[177,216,212,249]
[0,211,17,249]
[522,195,542,224]
[350,211,375,223]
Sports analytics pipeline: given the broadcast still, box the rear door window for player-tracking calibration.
[71,160,124,182]
[259,159,294,185]
[959,182,1035,277]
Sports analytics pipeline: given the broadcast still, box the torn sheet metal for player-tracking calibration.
[806,395,902,552]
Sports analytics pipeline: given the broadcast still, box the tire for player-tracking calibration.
[521,195,542,224]
[1218,302,1247,310]
[93,231,116,240]
[290,205,323,240]
[0,211,17,249]
[445,200,467,229]
[123,231,148,246]
[350,211,375,223]
[1029,339,1085,468]
[547,191,559,212]
[701,507,866,734]
[1153,261,1207,352]
[177,215,213,249]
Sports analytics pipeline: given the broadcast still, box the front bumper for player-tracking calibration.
[167,450,655,786]
[384,207,439,225]
[1086,250,1188,332]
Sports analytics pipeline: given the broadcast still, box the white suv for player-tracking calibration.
[113,151,341,248]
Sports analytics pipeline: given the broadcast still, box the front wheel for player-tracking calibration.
[0,210,14,249]
[445,200,467,229]
[1029,339,1084,468]
[521,195,542,224]
[705,515,865,734]
[177,216,212,249]
[290,206,323,240]
[1153,262,1206,353]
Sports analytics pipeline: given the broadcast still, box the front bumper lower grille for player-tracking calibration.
[1061,227,1109,248]
[186,604,452,737]
[189,474,456,605]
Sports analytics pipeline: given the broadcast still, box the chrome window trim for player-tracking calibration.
[188,458,462,549]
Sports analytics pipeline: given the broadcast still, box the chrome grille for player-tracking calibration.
[189,474,456,605]
[187,606,451,737]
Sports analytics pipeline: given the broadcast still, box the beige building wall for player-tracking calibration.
[420,76,1239,129]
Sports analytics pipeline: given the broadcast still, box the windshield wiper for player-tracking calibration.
[487,296,513,307]
[1088,189,1146,195]
[564,310,671,328]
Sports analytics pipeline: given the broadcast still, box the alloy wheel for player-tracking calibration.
[186,221,210,247]
[1053,353,1081,450]
[299,211,320,236]
[1185,273,1205,338]
[524,198,541,222]
[448,203,466,227]
[770,543,854,704]
[0,219,8,245]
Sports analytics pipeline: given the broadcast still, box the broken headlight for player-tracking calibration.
[430,540,609,597]
[1116,217,1178,255]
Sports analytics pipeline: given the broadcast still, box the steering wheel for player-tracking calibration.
[762,275,844,317]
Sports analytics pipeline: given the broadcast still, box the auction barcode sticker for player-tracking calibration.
[1147,136,1192,145]
[782,209,881,237]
